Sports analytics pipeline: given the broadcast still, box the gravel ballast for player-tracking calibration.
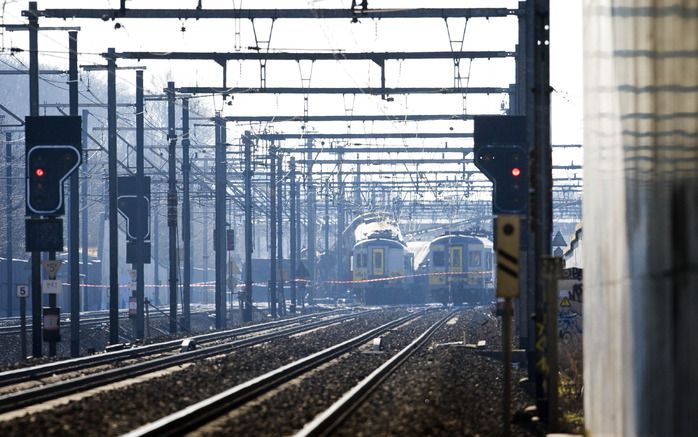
[335,307,539,436]
[0,308,407,437]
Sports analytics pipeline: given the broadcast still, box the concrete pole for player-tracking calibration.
[277,156,285,315]
[242,133,254,322]
[68,31,80,357]
[134,70,146,340]
[289,157,297,314]
[306,139,316,305]
[182,98,191,331]
[81,112,89,310]
[269,147,277,318]
[214,114,227,328]
[28,0,42,358]
[5,132,13,317]
[107,47,119,345]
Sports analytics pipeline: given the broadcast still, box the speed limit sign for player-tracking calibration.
[16,285,29,298]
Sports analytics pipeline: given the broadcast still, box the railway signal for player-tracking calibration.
[25,116,82,216]
[473,115,528,215]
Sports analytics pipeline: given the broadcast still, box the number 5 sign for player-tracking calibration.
[16,285,29,298]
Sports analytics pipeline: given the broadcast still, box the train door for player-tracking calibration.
[450,246,463,273]
[372,248,385,276]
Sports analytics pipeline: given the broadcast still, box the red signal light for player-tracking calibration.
[511,167,521,177]
[35,168,45,177]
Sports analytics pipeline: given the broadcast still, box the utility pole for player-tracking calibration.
[214,113,227,328]
[269,146,277,319]
[134,70,146,340]
[289,157,297,315]
[81,111,89,310]
[306,138,316,305]
[28,0,42,358]
[5,132,12,317]
[107,47,119,345]
[166,82,178,334]
[68,30,80,357]
[277,155,285,316]
[182,98,191,331]
[242,132,254,322]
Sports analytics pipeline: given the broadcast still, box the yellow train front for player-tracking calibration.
[425,232,494,305]
[351,234,420,304]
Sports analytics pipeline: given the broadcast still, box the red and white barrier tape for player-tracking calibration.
[65,271,490,290]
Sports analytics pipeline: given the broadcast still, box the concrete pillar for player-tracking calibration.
[583,2,698,435]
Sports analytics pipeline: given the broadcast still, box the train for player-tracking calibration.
[349,214,420,304]
[348,214,494,305]
[415,232,494,304]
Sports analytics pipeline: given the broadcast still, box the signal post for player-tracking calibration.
[473,115,527,435]
[25,116,82,357]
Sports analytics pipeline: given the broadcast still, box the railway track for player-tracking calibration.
[0,308,351,387]
[0,309,369,415]
[122,309,446,437]
[0,307,214,336]
[298,310,456,436]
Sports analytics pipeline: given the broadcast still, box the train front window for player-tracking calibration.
[433,251,445,267]
[469,251,482,267]
[374,252,383,269]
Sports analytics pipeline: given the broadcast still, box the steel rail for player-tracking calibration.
[296,310,457,436]
[123,311,423,437]
[0,309,352,386]
[0,310,370,413]
[0,307,211,336]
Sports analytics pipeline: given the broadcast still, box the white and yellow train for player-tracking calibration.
[348,214,493,305]
[417,232,494,304]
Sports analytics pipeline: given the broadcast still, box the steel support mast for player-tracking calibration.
[242,132,254,322]
[182,98,191,332]
[166,82,178,334]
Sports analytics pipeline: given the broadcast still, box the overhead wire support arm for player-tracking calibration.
[108,50,514,61]
[217,114,479,122]
[34,8,519,20]
[174,86,509,95]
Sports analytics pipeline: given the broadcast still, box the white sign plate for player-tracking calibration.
[42,279,62,295]
[16,285,29,298]
[130,270,138,290]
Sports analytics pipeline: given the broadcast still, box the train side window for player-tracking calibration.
[362,253,367,267]
[433,251,445,267]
